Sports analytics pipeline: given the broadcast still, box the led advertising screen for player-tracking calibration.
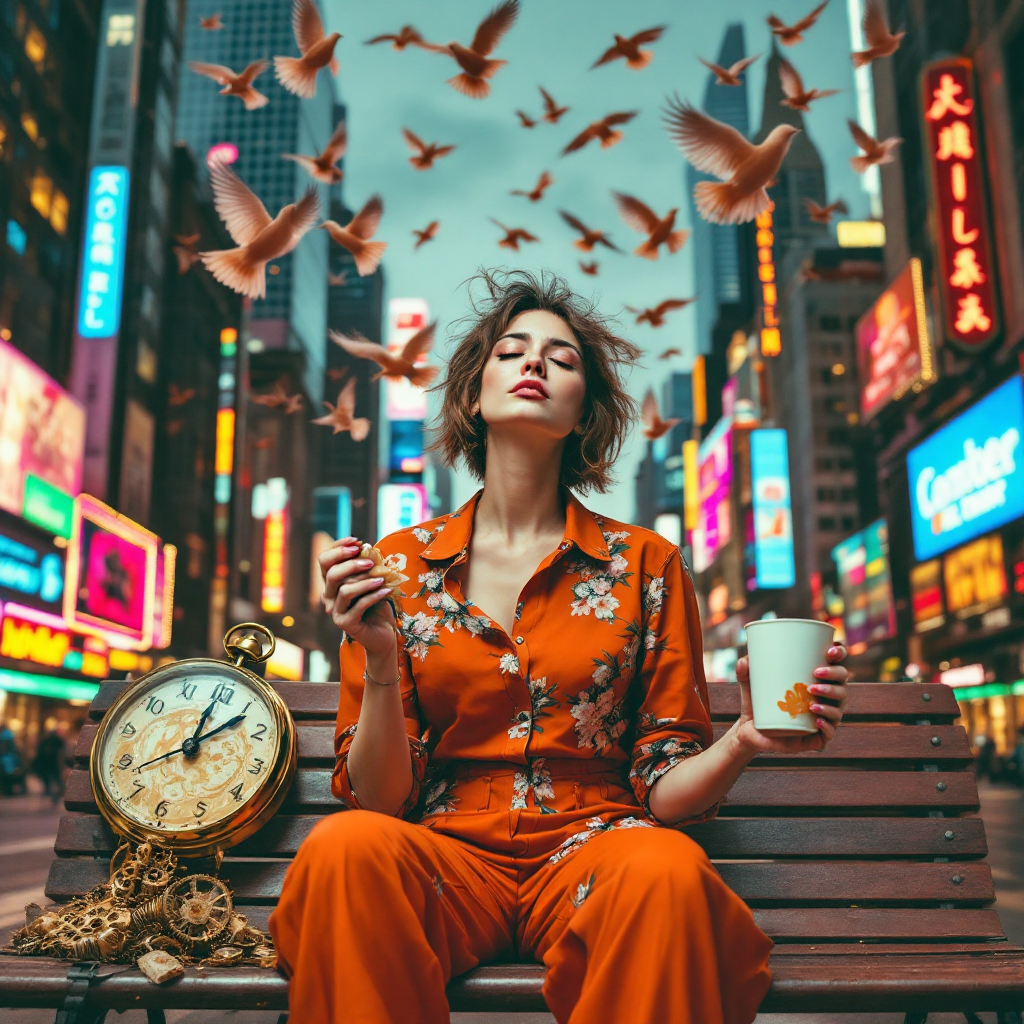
[692,417,732,574]
[750,429,795,589]
[910,559,945,632]
[0,519,66,614]
[906,376,1024,561]
[0,338,85,525]
[77,166,131,338]
[943,532,1007,619]
[386,298,430,421]
[855,259,935,421]
[378,483,429,537]
[831,520,897,649]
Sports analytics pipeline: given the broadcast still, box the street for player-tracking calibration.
[2,778,1022,1024]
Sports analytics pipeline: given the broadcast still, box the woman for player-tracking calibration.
[269,271,848,1024]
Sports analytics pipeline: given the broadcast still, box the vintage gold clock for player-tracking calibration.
[90,623,297,858]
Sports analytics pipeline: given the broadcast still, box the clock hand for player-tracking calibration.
[132,715,247,773]
[182,700,218,758]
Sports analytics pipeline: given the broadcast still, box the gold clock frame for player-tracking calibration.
[89,627,297,859]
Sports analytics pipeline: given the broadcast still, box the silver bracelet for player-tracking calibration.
[364,668,401,687]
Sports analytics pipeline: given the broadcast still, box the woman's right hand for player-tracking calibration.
[319,538,397,658]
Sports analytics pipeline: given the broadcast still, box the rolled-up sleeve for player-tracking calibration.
[628,547,719,827]
[331,633,429,818]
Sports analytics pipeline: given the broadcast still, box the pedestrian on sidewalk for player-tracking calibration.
[31,724,66,804]
[0,721,25,796]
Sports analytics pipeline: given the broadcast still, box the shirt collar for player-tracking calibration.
[421,487,611,562]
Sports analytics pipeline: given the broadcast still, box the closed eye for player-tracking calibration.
[497,353,576,370]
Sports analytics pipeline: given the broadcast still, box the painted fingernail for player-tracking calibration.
[811,703,824,713]
[358,559,374,567]
[813,667,829,677]
[817,718,827,727]
[828,647,841,656]
[809,683,824,692]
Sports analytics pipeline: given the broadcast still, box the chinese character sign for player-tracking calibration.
[77,166,130,338]
[754,206,780,357]
[922,60,999,350]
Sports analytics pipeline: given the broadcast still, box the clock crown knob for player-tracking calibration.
[223,622,276,667]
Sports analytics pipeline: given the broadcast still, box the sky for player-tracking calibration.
[320,0,874,522]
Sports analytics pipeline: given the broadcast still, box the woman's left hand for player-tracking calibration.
[734,645,849,753]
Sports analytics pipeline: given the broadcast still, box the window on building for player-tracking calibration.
[826,429,848,445]
[816,458,834,471]
[818,517,836,531]
[817,487,835,502]
[841,516,855,532]
[837,458,855,470]
[29,170,52,218]
[819,314,842,332]
[840,488,857,502]
[49,189,67,234]
[23,24,45,68]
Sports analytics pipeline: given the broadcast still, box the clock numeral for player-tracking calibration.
[120,722,136,736]
[251,723,267,742]
[229,782,244,802]
[155,800,169,818]
[129,781,146,801]
[116,755,133,770]
[194,800,208,819]
[179,683,197,700]
[145,697,165,715]
[211,684,235,706]
[248,757,265,775]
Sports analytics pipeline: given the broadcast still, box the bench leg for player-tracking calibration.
[903,1014,927,1024]
[54,963,107,1024]
[147,1012,167,1024]
[276,1015,289,1024]
[965,1015,986,1024]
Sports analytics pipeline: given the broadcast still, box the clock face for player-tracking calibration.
[98,664,281,836]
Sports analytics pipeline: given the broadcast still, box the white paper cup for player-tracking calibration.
[743,618,835,736]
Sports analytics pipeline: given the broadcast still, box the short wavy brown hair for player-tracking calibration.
[425,269,642,495]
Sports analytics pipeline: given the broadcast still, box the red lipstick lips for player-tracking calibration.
[511,379,549,397]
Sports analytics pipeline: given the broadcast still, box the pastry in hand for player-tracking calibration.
[358,543,410,598]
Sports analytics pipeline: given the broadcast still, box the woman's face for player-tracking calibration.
[476,309,587,441]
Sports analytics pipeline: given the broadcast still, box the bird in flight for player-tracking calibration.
[579,261,599,276]
[171,233,202,274]
[402,128,456,170]
[321,195,388,277]
[852,0,905,67]
[640,389,680,440]
[331,323,439,387]
[515,110,537,128]
[779,57,840,112]
[540,87,569,123]
[768,2,830,46]
[664,96,801,224]
[848,120,902,172]
[658,348,683,360]
[804,198,848,224]
[562,111,638,155]
[559,211,620,252]
[328,270,349,287]
[188,60,269,110]
[326,367,349,381]
[625,298,695,327]
[311,378,371,440]
[612,192,688,260]
[201,162,319,299]
[592,27,666,70]
[699,54,759,87]
[511,171,553,202]
[282,120,347,184]
[168,383,196,407]
[491,220,539,250]
[365,25,432,50]
[199,12,223,30]
[252,380,303,412]
[412,221,440,249]
[274,0,341,99]
[426,0,519,99]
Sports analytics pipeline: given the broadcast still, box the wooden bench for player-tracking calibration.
[3,679,1024,1023]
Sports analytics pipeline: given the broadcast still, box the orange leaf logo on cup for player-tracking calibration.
[777,682,814,719]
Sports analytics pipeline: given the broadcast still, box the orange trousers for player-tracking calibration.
[269,762,772,1024]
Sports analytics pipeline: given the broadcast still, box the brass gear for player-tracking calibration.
[161,874,233,949]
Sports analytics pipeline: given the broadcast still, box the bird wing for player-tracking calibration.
[613,193,660,234]
[402,127,426,154]
[188,61,238,85]
[793,0,829,33]
[536,170,553,192]
[730,55,760,75]
[699,57,729,79]
[347,194,383,239]
[208,162,272,246]
[336,377,358,416]
[831,199,849,214]
[292,0,325,53]
[286,187,321,240]
[322,121,348,163]
[559,211,589,235]
[433,144,456,158]
[237,59,269,85]
[663,96,755,179]
[630,26,665,45]
[862,0,889,45]
[641,388,659,425]
[604,110,638,127]
[425,220,439,235]
[470,0,519,55]
[519,229,539,242]
[778,56,805,99]
[401,321,437,362]
[847,119,875,149]
[562,124,596,154]
[515,111,533,126]
[804,197,824,215]
[329,330,392,369]
[174,232,200,246]
[654,299,688,316]
[540,87,559,114]
[766,14,786,29]
[365,32,398,45]
[591,43,622,69]
[490,218,510,233]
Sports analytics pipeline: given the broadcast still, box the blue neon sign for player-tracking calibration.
[0,531,65,609]
[907,376,1024,561]
[750,429,796,589]
[77,165,130,338]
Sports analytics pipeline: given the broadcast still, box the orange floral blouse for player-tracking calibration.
[331,486,719,830]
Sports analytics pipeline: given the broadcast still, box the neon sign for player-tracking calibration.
[77,166,130,338]
[750,429,795,589]
[922,59,999,350]
[755,204,780,357]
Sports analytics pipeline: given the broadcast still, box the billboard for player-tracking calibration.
[77,166,130,338]
[855,259,936,420]
[906,376,1024,561]
[750,429,795,589]
[910,559,945,632]
[831,520,897,649]
[0,519,66,614]
[386,298,430,421]
[0,339,85,525]
[692,417,732,574]
[943,532,1007,619]
[378,483,429,537]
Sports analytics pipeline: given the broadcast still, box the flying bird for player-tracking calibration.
[168,383,196,407]
[640,389,680,441]
[625,298,695,327]
[187,60,269,110]
[412,221,439,248]
[559,211,620,252]
[612,192,688,260]
[511,171,553,202]
[326,367,349,381]
[428,0,519,99]
[767,2,830,45]
[579,261,599,276]
[853,0,904,66]
[321,195,388,277]
[592,27,666,70]
[311,378,370,440]
[663,96,801,224]
[199,13,223,30]
[804,197,849,224]
[562,111,638,155]
[171,233,201,274]
[365,25,431,50]
[252,380,303,412]
[402,128,456,170]
[274,0,341,99]
[779,57,840,112]
[330,323,439,387]
[491,220,539,250]
[848,119,902,172]
[699,54,759,87]
[328,270,348,287]
[201,161,319,299]
[658,348,683,360]
[281,120,347,184]
[540,87,569,123]
[515,110,537,128]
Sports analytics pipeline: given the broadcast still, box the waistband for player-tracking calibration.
[448,758,627,780]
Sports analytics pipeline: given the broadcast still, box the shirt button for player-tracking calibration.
[515,636,524,645]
